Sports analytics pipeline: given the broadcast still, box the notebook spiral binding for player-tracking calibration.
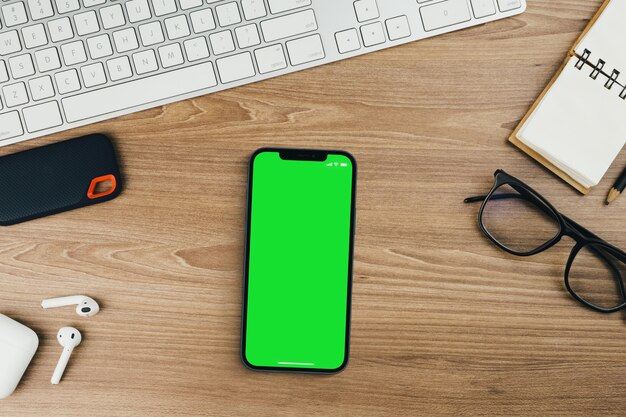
[575,48,626,99]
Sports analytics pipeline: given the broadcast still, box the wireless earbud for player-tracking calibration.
[51,327,82,385]
[41,295,100,318]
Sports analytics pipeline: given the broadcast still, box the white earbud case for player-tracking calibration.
[0,314,39,399]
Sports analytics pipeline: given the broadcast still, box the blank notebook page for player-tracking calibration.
[575,0,626,75]
[517,56,626,188]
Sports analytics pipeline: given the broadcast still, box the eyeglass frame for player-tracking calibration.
[465,169,626,314]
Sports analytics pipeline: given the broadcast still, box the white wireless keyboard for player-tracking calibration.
[0,0,526,146]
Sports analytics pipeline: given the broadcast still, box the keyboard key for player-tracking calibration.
[183,37,210,61]
[354,0,379,23]
[190,9,216,33]
[267,0,311,14]
[9,54,35,79]
[286,34,324,65]
[54,0,80,14]
[420,0,471,32]
[179,0,202,10]
[82,0,106,7]
[113,28,139,53]
[158,43,184,68]
[254,44,287,74]
[386,16,411,41]
[62,62,218,122]
[87,34,113,59]
[34,47,61,72]
[261,9,318,42]
[335,29,360,54]
[235,24,261,48]
[0,112,24,141]
[100,4,126,29]
[106,56,133,81]
[22,24,49,49]
[216,52,255,83]
[27,0,54,20]
[28,75,55,100]
[241,0,267,20]
[164,15,191,40]
[0,31,22,56]
[126,0,152,23]
[2,2,28,27]
[497,0,521,12]
[216,2,242,27]
[209,30,235,55]
[132,49,158,74]
[74,10,100,36]
[151,0,176,17]
[81,62,107,87]
[23,101,62,132]
[471,0,496,18]
[55,68,81,94]
[139,21,165,46]
[61,41,87,65]
[360,21,385,47]
[3,82,29,107]
[48,17,74,42]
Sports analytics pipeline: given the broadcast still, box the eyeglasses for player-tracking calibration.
[465,170,626,314]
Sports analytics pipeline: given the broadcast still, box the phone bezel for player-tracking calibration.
[240,147,357,374]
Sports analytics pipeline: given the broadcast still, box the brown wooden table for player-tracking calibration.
[2,1,625,415]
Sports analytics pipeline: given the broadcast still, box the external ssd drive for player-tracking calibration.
[0,134,122,226]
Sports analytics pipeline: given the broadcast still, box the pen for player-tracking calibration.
[606,166,626,205]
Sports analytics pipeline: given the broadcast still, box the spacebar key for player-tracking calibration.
[62,62,218,123]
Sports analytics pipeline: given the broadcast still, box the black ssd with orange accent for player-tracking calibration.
[0,134,122,226]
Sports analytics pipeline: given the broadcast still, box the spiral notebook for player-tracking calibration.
[510,0,626,194]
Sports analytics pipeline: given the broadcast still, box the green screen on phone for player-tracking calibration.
[242,150,355,372]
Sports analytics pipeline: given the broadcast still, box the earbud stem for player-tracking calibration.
[42,296,85,309]
[51,347,73,385]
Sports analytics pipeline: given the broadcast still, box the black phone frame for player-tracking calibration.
[240,147,357,374]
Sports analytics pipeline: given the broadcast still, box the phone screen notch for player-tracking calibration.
[279,150,328,162]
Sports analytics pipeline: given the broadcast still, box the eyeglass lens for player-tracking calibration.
[481,184,561,254]
[568,243,626,310]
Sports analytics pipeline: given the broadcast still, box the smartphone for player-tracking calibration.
[241,148,356,373]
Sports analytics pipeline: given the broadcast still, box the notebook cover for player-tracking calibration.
[508,0,614,195]
[0,134,122,226]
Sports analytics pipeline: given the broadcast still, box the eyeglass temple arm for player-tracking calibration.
[464,195,488,203]
[464,194,605,242]
[464,193,561,222]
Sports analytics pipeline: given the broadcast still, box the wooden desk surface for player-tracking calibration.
[2,1,625,415]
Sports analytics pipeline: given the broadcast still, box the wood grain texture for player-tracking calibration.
[2,1,625,415]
